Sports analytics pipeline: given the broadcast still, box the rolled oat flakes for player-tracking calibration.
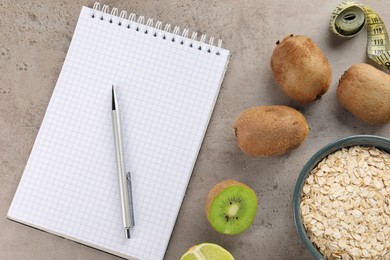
[301,146,390,259]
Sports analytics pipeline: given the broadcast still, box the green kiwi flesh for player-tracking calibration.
[209,185,258,235]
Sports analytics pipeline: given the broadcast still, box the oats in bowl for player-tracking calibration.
[300,146,390,259]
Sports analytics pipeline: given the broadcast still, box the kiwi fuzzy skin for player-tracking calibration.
[205,180,256,224]
[337,63,390,125]
[233,105,309,156]
[271,35,332,103]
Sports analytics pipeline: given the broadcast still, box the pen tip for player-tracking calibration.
[112,86,116,110]
[125,228,131,239]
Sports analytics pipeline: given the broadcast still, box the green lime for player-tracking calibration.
[180,243,234,260]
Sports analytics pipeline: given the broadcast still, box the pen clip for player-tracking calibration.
[126,172,135,227]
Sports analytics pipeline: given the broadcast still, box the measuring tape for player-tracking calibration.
[330,0,390,71]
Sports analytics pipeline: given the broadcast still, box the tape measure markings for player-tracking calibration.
[330,0,390,71]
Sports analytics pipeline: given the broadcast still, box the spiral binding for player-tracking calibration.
[91,2,222,55]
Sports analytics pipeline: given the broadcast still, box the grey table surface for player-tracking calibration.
[1,0,389,259]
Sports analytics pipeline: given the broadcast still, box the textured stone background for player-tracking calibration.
[1,0,389,259]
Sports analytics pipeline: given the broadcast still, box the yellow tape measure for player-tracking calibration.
[330,0,390,71]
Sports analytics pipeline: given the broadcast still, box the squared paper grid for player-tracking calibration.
[7,6,229,260]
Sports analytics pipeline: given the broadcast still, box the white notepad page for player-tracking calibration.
[7,5,229,260]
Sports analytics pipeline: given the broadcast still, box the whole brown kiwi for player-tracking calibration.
[337,63,390,125]
[271,35,332,103]
[233,105,309,156]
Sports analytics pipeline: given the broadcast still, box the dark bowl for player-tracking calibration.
[293,135,390,259]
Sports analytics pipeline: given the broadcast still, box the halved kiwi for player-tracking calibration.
[205,180,258,235]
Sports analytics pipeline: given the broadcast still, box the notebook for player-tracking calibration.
[7,3,229,260]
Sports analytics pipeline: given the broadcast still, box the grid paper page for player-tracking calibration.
[7,5,229,260]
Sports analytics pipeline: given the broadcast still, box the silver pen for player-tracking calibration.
[112,85,135,239]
